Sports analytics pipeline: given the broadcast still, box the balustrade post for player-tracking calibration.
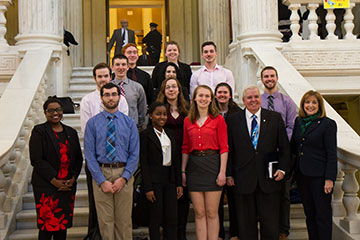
[289,4,301,41]
[332,163,345,217]
[0,0,11,50]
[0,167,7,229]
[340,165,360,233]
[325,9,337,40]
[344,3,356,40]
[307,3,320,41]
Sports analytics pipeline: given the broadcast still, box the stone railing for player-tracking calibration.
[0,49,55,239]
[282,0,360,41]
[242,44,360,239]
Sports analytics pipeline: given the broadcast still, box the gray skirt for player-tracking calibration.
[187,153,222,192]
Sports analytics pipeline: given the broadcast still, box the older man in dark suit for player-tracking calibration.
[226,85,291,240]
[107,19,136,56]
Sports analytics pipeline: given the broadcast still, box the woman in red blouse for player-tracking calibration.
[182,85,228,240]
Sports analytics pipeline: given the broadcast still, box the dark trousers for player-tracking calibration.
[235,185,280,240]
[279,180,291,235]
[218,185,238,239]
[177,187,190,240]
[297,174,332,240]
[148,183,178,240]
[38,230,67,240]
[85,164,100,237]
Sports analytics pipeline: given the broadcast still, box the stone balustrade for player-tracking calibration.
[282,0,360,41]
[0,49,54,239]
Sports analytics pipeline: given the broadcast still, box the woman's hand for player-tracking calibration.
[216,171,226,186]
[146,191,156,203]
[64,176,76,187]
[182,173,187,187]
[324,180,334,194]
[177,186,183,199]
[51,178,71,191]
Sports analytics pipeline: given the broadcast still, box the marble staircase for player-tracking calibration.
[8,67,309,240]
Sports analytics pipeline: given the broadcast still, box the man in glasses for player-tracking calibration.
[84,83,139,240]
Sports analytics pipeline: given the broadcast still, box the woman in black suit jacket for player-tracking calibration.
[214,83,241,240]
[291,90,337,240]
[140,102,183,240]
[152,41,192,99]
[29,97,83,240]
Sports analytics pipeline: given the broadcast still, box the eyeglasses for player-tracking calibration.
[103,93,119,97]
[165,85,178,90]
[45,107,63,114]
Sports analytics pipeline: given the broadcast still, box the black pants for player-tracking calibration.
[84,164,100,237]
[297,174,332,240]
[218,185,238,239]
[148,183,178,240]
[177,186,190,240]
[279,180,291,235]
[235,185,280,240]
[38,230,67,240]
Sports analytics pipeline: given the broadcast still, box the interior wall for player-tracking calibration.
[5,1,19,46]
[83,0,107,67]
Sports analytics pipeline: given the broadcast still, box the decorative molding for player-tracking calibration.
[282,50,360,70]
[0,54,18,76]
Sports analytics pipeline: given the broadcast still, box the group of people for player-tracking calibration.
[29,39,337,240]
[108,19,162,66]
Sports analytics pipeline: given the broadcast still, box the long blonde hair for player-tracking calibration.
[188,85,219,123]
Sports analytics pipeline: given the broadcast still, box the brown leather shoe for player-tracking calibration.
[279,233,288,240]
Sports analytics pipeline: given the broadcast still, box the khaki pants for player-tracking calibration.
[92,166,134,240]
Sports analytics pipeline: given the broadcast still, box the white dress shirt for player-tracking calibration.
[245,108,261,137]
[154,128,172,166]
[121,28,129,47]
[80,89,129,135]
[190,64,235,98]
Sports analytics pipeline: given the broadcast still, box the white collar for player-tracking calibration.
[245,108,261,120]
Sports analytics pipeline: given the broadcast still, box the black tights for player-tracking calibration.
[38,230,67,240]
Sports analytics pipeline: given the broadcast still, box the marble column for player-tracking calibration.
[198,0,230,65]
[229,0,241,50]
[64,0,83,67]
[237,0,282,44]
[0,0,11,51]
[15,0,63,47]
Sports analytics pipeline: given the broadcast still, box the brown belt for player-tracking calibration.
[98,162,126,168]
[191,149,219,157]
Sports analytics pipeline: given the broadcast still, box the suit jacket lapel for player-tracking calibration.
[304,119,321,136]
[45,122,61,160]
[240,110,254,150]
[148,128,162,152]
[258,108,268,147]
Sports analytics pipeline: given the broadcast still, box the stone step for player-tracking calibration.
[15,207,89,230]
[22,189,89,210]
[9,226,150,240]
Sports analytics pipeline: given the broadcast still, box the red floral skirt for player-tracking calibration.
[33,187,76,231]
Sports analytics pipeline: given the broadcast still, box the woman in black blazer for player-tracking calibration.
[214,83,241,240]
[29,97,83,240]
[291,90,337,240]
[140,101,183,240]
[152,41,192,99]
